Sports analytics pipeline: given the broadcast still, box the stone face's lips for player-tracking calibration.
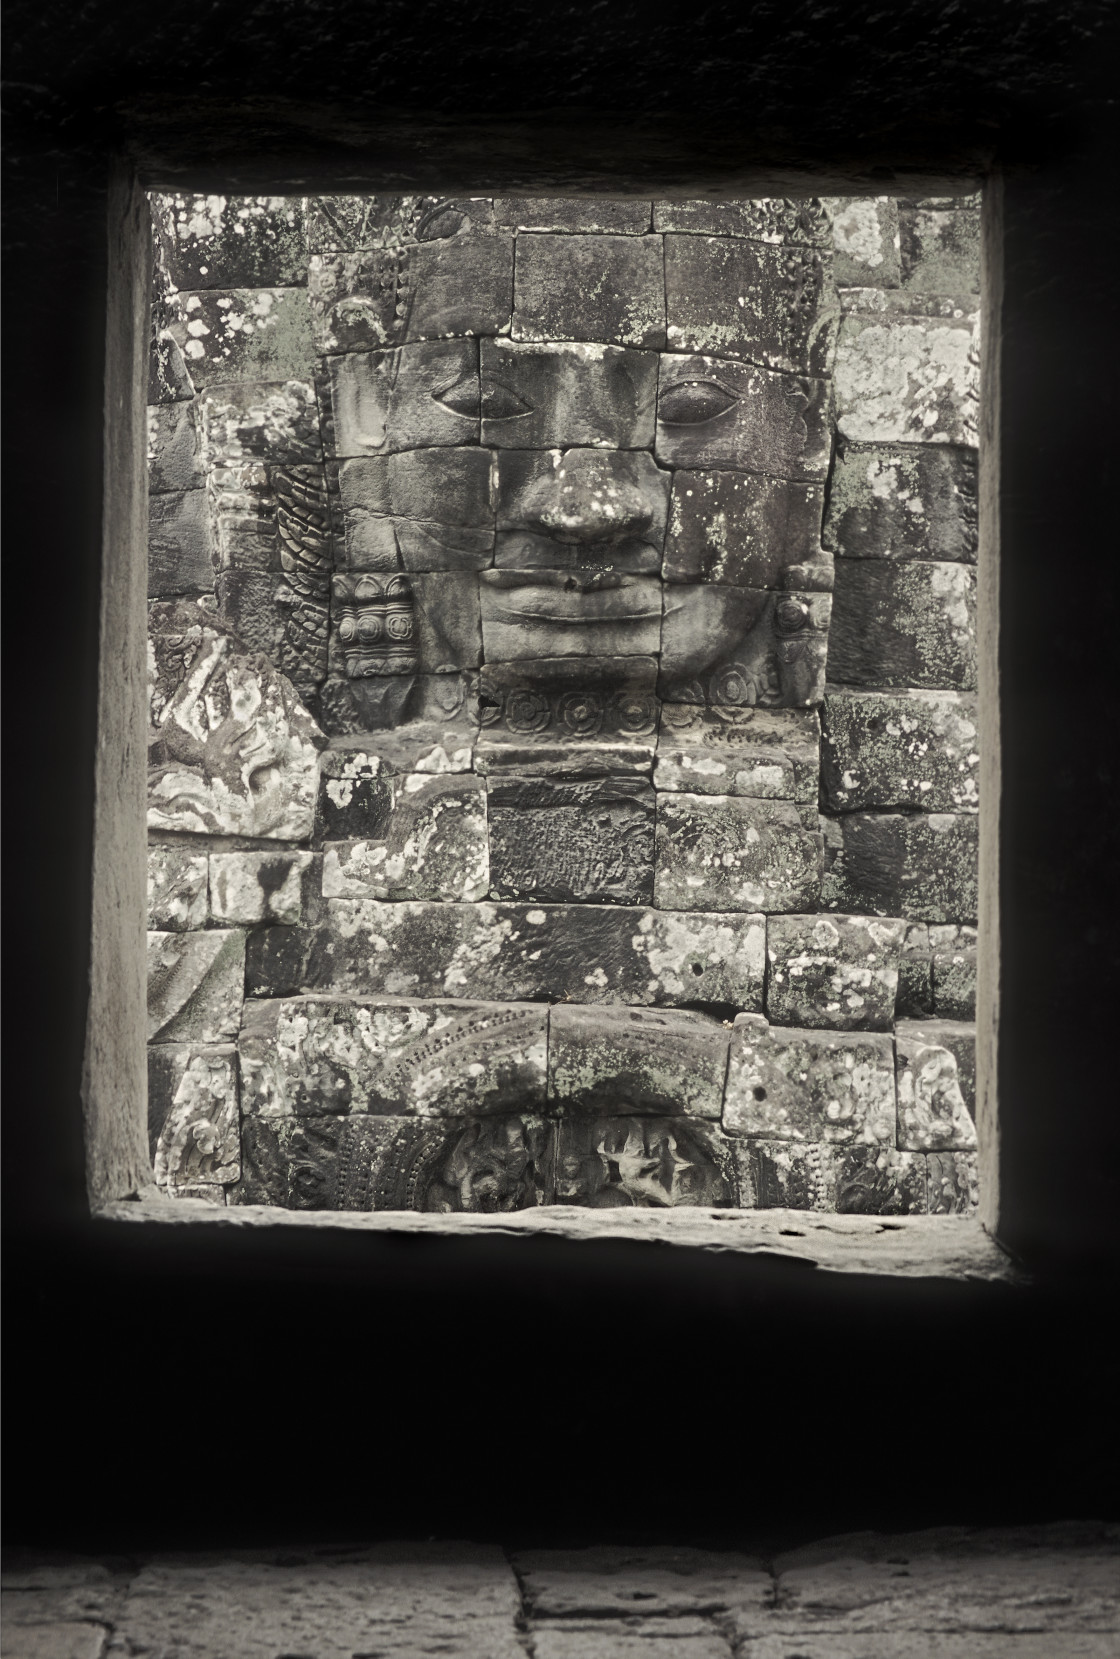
[490,580,662,624]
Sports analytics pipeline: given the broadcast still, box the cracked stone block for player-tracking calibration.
[148,401,206,493]
[900,205,981,294]
[218,568,328,690]
[895,1019,978,1149]
[822,196,901,287]
[655,706,819,802]
[147,1044,240,1189]
[148,601,324,839]
[309,235,513,354]
[480,339,657,449]
[513,233,665,349]
[239,995,548,1118]
[653,199,832,244]
[930,924,978,1020]
[199,379,322,465]
[928,1149,980,1213]
[660,587,831,710]
[834,291,979,446]
[896,922,934,1017]
[147,845,209,930]
[209,850,314,924]
[547,1004,730,1118]
[148,489,214,597]
[655,795,823,912]
[319,339,479,458]
[663,469,826,588]
[336,447,494,571]
[655,354,831,477]
[152,193,307,290]
[487,775,655,904]
[321,774,488,902]
[168,287,314,388]
[316,741,475,841]
[494,198,653,233]
[476,658,659,778]
[555,1116,739,1207]
[494,447,668,574]
[828,561,976,690]
[766,913,905,1031]
[305,194,497,252]
[821,811,978,923]
[304,899,766,1009]
[147,930,245,1043]
[479,570,661,660]
[723,1016,896,1144]
[235,1112,553,1211]
[823,440,977,562]
[821,689,980,812]
[665,235,838,377]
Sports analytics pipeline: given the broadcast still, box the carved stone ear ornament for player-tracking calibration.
[332,571,418,678]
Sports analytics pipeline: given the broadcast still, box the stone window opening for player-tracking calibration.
[87,178,1006,1279]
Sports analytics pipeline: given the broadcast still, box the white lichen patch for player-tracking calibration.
[834,301,979,445]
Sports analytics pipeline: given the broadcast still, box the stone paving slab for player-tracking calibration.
[512,1545,769,1619]
[532,1618,733,1657]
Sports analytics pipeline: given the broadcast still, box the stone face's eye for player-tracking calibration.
[480,382,532,421]
[432,375,480,418]
[657,380,738,424]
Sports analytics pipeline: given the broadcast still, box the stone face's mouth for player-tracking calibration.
[493,581,663,625]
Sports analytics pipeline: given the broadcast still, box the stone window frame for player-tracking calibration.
[83,169,1010,1285]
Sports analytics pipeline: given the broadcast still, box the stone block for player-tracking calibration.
[217,567,329,690]
[319,339,479,458]
[322,774,488,902]
[305,193,497,252]
[929,924,978,1020]
[547,1004,730,1118]
[0,1621,109,1658]
[655,795,823,912]
[834,1146,928,1214]
[494,198,653,233]
[235,1112,553,1211]
[895,1019,978,1149]
[822,440,977,562]
[246,925,310,998]
[147,1044,240,1188]
[209,850,314,924]
[900,206,982,294]
[479,569,661,661]
[532,1623,732,1659]
[652,199,831,244]
[512,233,665,349]
[488,775,654,904]
[655,354,831,477]
[663,469,827,588]
[480,339,657,449]
[168,287,314,388]
[148,845,209,931]
[554,1117,739,1207]
[148,602,324,839]
[927,1149,980,1213]
[494,448,668,574]
[655,705,819,802]
[821,811,978,923]
[766,913,905,1030]
[147,930,246,1044]
[308,235,513,353]
[821,196,901,287]
[737,1140,927,1213]
[313,671,478,742]
[337,447,495,571]
[664,235,838,377]
[476,658,659,777]
[723,1016,896,1144]
[149,327,195,405]
[410,571,484,672]
[198,379,322,465]
[834,291,979,446]
[148,401,206,494]
[152,193,307,290]
[821,689,980,811]
[316,741,475,844]
[239,996,548,1118]
[306,899,766,1010]
[896,922,934,1017]
[828,561,976,690]
[660,588,831,709]
[148,489,214,597]
[513,1545,770,1620]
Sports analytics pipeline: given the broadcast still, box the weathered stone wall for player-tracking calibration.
[145,190,980,1217]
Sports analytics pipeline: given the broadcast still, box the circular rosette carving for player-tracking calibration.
[557,691,604,737]
[710,660,782,708]
[505,689,551,734]
[611,689,659,737]
[774,597,810,635]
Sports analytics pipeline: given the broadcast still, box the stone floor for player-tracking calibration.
[3,1524,1117,1658]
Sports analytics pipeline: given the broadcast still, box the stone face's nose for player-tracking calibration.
[521,449,656,545]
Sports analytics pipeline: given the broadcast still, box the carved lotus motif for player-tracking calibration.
[558,691,604,737]
[612,690,659,736]
[505,689,551,733]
